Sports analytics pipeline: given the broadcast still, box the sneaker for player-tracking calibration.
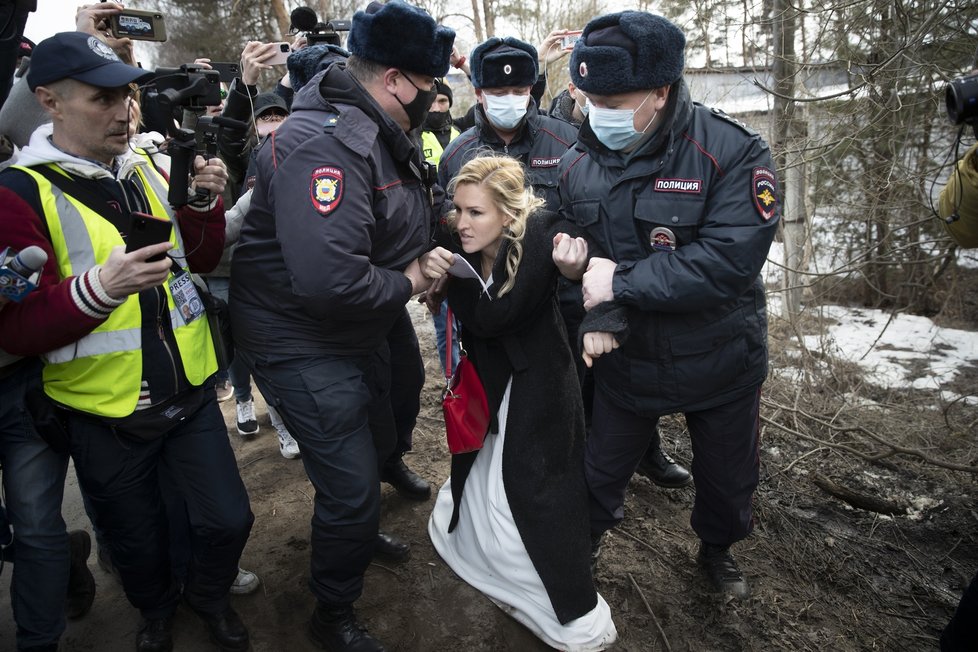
[215,379,234,402]
[697,542,750,599]
[229,567,260,595]
[276,425,301,459]
[235,399,259,436]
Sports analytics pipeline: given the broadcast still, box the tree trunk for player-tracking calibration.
[269,0,291,41]
[481,0,495,38]
[470,0,485,42]
[773,0,807,321]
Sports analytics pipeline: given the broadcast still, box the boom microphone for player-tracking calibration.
[0,245,47,302]
[290,6,319,32]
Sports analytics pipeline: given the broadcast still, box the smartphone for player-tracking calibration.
[126,212,173,261]
[266,42,292,66]
[209,61,241,83]
[109,9,168,42]
[560,31,583,51]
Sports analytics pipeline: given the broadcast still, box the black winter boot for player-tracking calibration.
[308,603,386,652]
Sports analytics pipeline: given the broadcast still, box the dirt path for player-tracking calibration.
[1,302,972,651]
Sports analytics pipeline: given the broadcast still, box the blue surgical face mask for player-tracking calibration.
[483,93,529,130]
[587,90,657,151]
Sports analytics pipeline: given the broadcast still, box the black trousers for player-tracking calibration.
[386,307,424,460]
[68,397,253,618]
[586,385,761,546]
[239,346,396,605]
[942,570,978,651]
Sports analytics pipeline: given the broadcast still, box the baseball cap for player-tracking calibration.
[27,32,154,91]
[252,92,289,118]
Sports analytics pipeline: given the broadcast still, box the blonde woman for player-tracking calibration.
[423,156,617,651]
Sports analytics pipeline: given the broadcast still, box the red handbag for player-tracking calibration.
[442,308,489,454]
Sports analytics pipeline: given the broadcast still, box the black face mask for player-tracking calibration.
[396,71,438,131]
[424,110,452,131]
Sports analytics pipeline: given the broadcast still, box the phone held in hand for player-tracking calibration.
[560,31,583,50]
[266,42,292,66]
[126,212,173,262]
[209,62,241,83]
[109,9,168,42]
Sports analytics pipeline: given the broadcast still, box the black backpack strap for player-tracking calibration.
[31,164,131,235]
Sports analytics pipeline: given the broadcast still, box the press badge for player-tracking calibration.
[168,271,205,325]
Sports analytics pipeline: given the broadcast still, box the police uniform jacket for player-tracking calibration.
[559,80,780,415]
[230,64,436,355]
[437,99,577,208]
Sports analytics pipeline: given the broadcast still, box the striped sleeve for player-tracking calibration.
[70,266,126,319]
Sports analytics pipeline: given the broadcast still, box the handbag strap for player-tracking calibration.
[445,306,454,380]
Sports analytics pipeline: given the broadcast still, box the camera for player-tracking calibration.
[147,65,246,206]
[153,64,222,110]
[946,72,978,127]
[289,6,350,47]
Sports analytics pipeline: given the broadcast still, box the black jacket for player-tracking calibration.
[230,64,435,355]
[437,100,577,208]
[437,210,597,625]
[559,80,780,415]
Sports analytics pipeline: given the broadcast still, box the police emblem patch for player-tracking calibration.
[579,62,588,78]
[752,167,777,221]
[310,166,343,215]
[650,227,677,252]
[503,64,512,75]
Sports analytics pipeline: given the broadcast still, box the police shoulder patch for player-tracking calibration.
[310,166,344,216]
[709,107,758,137]
[321,112,340,133]
[752,167,777,221]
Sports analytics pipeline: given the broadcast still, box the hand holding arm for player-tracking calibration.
[403,258,433,296]
[582,257,616,310]
[582,331,620,368]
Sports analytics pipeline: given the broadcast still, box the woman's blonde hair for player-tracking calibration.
[447,155,544,297]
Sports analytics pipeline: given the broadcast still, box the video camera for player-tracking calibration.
[146,65,247,207]
[289,6,350,47]
[947,73,978,137]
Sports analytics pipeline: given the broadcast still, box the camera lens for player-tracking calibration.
[946,72,978,125]
[280,43,289,52]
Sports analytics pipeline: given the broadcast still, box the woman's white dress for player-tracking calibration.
[429,380,618,651]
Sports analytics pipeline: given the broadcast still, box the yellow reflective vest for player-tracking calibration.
[422,126,460,167]
[14,154,218,418]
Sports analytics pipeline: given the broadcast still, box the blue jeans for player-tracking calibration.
[206,277,252,403]
[0,358,70,649]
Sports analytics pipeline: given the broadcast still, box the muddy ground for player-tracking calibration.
[1,300,975,651]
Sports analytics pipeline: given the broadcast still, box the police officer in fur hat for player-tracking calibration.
[230,2,453,649]
[436,36,577,208]
[555,11,780,600]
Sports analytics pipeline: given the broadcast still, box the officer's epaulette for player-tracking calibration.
[707,107,758,137]
[322,111,340,134]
